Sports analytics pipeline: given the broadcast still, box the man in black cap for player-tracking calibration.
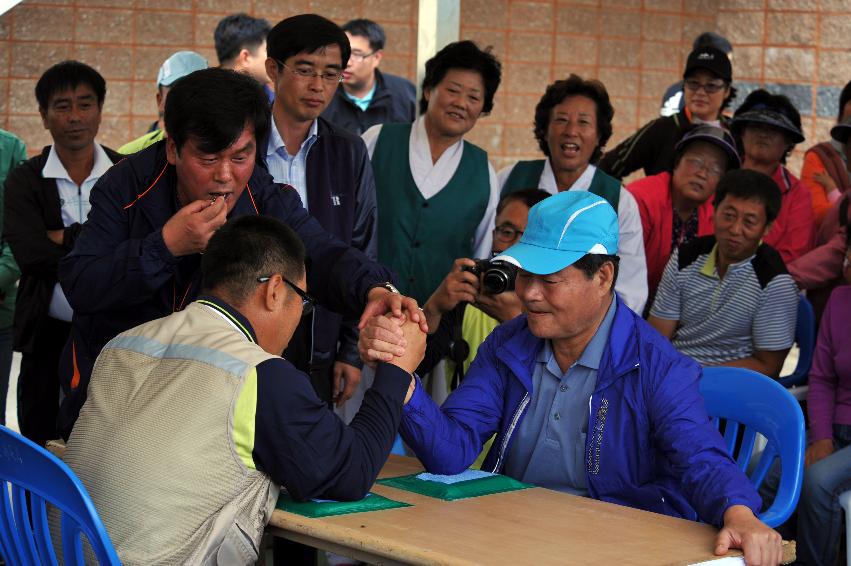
[660,32,733,117]
[599,43,736,180]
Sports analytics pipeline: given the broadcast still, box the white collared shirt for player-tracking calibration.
[362,116,499,258]
[265,118,319,211]
[42,143,114,321]
[497,158,649,314]
[42,143,113,227]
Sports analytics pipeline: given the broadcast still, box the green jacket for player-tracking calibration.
[0,130,25,329]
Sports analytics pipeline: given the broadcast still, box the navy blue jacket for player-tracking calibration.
[400,297,762,527]
[295,117,379,371]
[57,141,392,438]
[321,70,416,136]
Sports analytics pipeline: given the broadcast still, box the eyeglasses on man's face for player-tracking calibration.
[684,79,727,95]
[257,275,316,316]
[349,50,377,63]
[682,155,725,179]
[493,224,524,243]
[273,59,343,84]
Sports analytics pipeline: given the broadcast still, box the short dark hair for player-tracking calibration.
[342,19,386,52]
[35,60,106,110]
[839,79,851,121]
[713,168,782,224]
[164,68,270,161]
[202,215,306,305]
[497,188,550,216]
[214,13,271,65]
[533,75,614,164]
[419,40,501,115]
[267,14,351,70]
[572,254,620,293]
[733,89,802,163]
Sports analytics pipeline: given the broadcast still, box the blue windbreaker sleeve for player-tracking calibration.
[400,327,508,475]
[646,351,763,527]
[252,358,409,502]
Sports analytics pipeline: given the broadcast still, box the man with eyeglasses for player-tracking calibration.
[599,45,736,180]
[660,32,733,118]
[61,215,426,565]
[263,14,381,410]
[627,125,741,310]
[413,189,549,392]
[57,67,424,441]
[321,19,416,136]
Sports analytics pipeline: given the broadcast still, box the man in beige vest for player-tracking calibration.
[61,215,424,565]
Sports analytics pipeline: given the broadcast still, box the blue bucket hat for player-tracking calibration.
[493,191,619,275]
[157,51,208,87]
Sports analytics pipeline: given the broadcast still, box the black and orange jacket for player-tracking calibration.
[56,140,392,438]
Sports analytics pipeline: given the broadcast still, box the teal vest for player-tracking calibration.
[502,159,621,211]
[373,123,491,304]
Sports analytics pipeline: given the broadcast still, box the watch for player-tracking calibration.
[377,281,400,294]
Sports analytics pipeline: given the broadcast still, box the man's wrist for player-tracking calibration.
[370,281,399,295]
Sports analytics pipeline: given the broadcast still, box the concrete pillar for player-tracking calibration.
[416,0,460,100]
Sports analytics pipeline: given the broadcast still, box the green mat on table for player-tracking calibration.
[275,491,411,518]
[376,469,532,501]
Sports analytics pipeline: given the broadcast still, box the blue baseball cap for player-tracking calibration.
[157,51,208,87]
[493,191,619,275]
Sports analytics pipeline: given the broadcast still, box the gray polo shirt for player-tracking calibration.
[503,298,617,496]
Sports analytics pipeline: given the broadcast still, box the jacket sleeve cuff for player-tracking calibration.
[809,422,834,444]
[148,229,179,266]
[371,362,412,401]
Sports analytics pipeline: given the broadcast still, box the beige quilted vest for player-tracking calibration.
[63,301,279,565]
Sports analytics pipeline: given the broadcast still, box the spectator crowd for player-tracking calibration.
[1,14,849,566]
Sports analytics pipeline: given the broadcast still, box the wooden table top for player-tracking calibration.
[267,455,787,566]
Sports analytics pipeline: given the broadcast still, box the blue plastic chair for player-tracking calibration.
[778,294,816,388]
[700,367,805,528]
[0,426,120,565]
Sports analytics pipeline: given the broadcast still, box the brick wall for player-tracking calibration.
[0,0,418,153]
[2,0,850,178]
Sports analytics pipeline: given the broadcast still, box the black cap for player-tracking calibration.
[676,125,741,169]
[830,116,851,145]
[684,46,732,83]
[731,107,805,145]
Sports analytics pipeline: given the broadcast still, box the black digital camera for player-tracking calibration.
[462,259,518,295]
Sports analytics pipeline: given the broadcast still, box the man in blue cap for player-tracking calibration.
[361,190,782,564]
[118,51,208,155]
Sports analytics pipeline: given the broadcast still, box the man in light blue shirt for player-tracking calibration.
[503,295,615,495]
[264,14,379,410]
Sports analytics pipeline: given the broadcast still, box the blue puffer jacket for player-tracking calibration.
[400,297,762,527]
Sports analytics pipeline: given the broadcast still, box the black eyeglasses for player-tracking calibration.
[493,224,524,243]
[349,50,377,63]
[273,59,343,84]
[257,275,315,315]
[684,79,727,94]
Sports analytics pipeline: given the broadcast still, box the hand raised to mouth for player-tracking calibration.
[162,196,229,257]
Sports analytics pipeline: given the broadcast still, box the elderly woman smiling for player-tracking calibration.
[627,125,740,309]
[497,74,648,314]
